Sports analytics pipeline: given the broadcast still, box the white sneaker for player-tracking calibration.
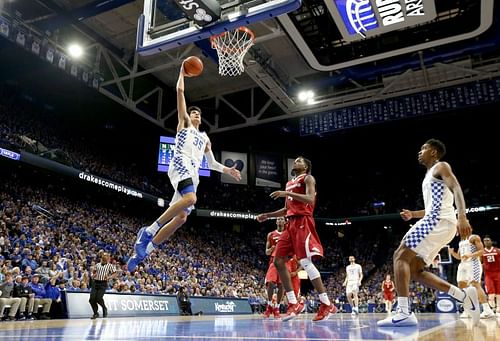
[377,311,418,327]
[462,287,480,326]
[353,307,359,315]
[480,310,495,319]
[460,311,470,319]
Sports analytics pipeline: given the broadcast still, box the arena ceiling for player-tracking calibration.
[2,0,500,135]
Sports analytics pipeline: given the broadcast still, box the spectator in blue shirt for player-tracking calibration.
[29,274,52,319]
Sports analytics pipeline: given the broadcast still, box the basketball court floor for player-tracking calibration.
[0,313,498,340]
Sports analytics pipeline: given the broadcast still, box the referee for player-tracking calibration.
[89,252,116,319]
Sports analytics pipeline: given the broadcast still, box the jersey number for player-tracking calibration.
[487,255,496,263]
[193,136,204,150]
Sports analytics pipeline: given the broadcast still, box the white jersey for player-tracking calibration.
[169,127,208,181]
[422,163,457,222]
[457,236,482,283]
[167,127,208,214]
[346,264,363,283]
[458,237,479,263]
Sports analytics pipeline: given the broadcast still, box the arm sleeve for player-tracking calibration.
[204,150,225,173]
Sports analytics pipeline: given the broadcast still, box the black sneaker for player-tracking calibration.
[103,309,108,318]
[90,313,99,320]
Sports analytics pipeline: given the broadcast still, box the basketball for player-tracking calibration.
[183,56,204,77]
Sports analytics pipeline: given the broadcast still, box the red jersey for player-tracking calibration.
[383,280,394,293]
[482,247,500,272]
[285,174,315,217]
[267,230,282,258]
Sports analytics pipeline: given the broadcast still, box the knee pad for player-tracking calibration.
[299,258,321,281]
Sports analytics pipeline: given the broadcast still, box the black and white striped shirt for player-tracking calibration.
[94,263,116,281]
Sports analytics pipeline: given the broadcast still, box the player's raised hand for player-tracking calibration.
[270,191,286,200]
[400,209,412,221]
[179,61,190,77]
[225,165,241,181]
[457,216,471,239]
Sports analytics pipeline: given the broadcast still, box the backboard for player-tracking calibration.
[137,0,302,56]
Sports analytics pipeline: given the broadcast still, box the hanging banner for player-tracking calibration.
[221,151,247,185]
[255,154,282,188]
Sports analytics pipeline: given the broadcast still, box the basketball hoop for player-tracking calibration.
[210,27,255,77]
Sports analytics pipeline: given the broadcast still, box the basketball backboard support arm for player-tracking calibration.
[136,0,302,56]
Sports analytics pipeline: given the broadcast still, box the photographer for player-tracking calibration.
[177,287,192,316]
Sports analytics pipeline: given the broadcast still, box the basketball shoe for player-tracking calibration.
[134,227,153,258]
[377,310,418,327]
[282,301,305,321]
[462,287,480,326]
[273,307,281,318]
[312,303,337,322]
[126,253,144,272]
[263,305,273,318]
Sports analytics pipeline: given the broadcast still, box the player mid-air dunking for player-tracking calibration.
[127,61,241,271]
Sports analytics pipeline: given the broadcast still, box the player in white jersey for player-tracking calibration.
[449,232,495,319]
[378,139,479,327]
[127,62,241,271]
[343,256,363,316]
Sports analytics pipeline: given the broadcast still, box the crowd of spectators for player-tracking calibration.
[2,83,499,321]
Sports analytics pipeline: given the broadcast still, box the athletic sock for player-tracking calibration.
[146,221,162,235]
[286,291,297,305]
[448,285,466,302]
[397,297,410,315]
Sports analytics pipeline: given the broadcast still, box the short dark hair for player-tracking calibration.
[298,156,312,174]
[188,106,201,114]
[425,138,446,159]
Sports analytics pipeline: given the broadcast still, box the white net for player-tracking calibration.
[210,27,255,77]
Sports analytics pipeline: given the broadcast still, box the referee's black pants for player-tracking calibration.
[89,280,108,315]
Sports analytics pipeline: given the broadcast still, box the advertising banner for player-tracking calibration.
[255,154,282,188]
[221,151,247,185]
[64,291,179,318]
[189,297,252,315]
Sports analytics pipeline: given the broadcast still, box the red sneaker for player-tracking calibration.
[263,304,273,318]
[312,303,337,322]
[282,301,305,321]
[273,307,281,318]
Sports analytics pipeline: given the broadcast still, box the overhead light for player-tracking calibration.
[68,43,83,58]
[298,90,314,102]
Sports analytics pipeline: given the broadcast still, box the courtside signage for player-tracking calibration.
[189,297,252,315]
[0,147,20,161]
[328,0,437,41]
[64,291,179,318]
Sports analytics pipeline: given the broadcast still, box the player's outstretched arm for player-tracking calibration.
[400,209,425,221]
[176,63,191,131]
[270,175,315,204]
[204,141,241,181]
[256,207,287,223]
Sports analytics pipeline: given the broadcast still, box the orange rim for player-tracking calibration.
[210,26,255,52]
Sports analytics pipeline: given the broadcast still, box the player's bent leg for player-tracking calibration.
[152,212,188,245]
